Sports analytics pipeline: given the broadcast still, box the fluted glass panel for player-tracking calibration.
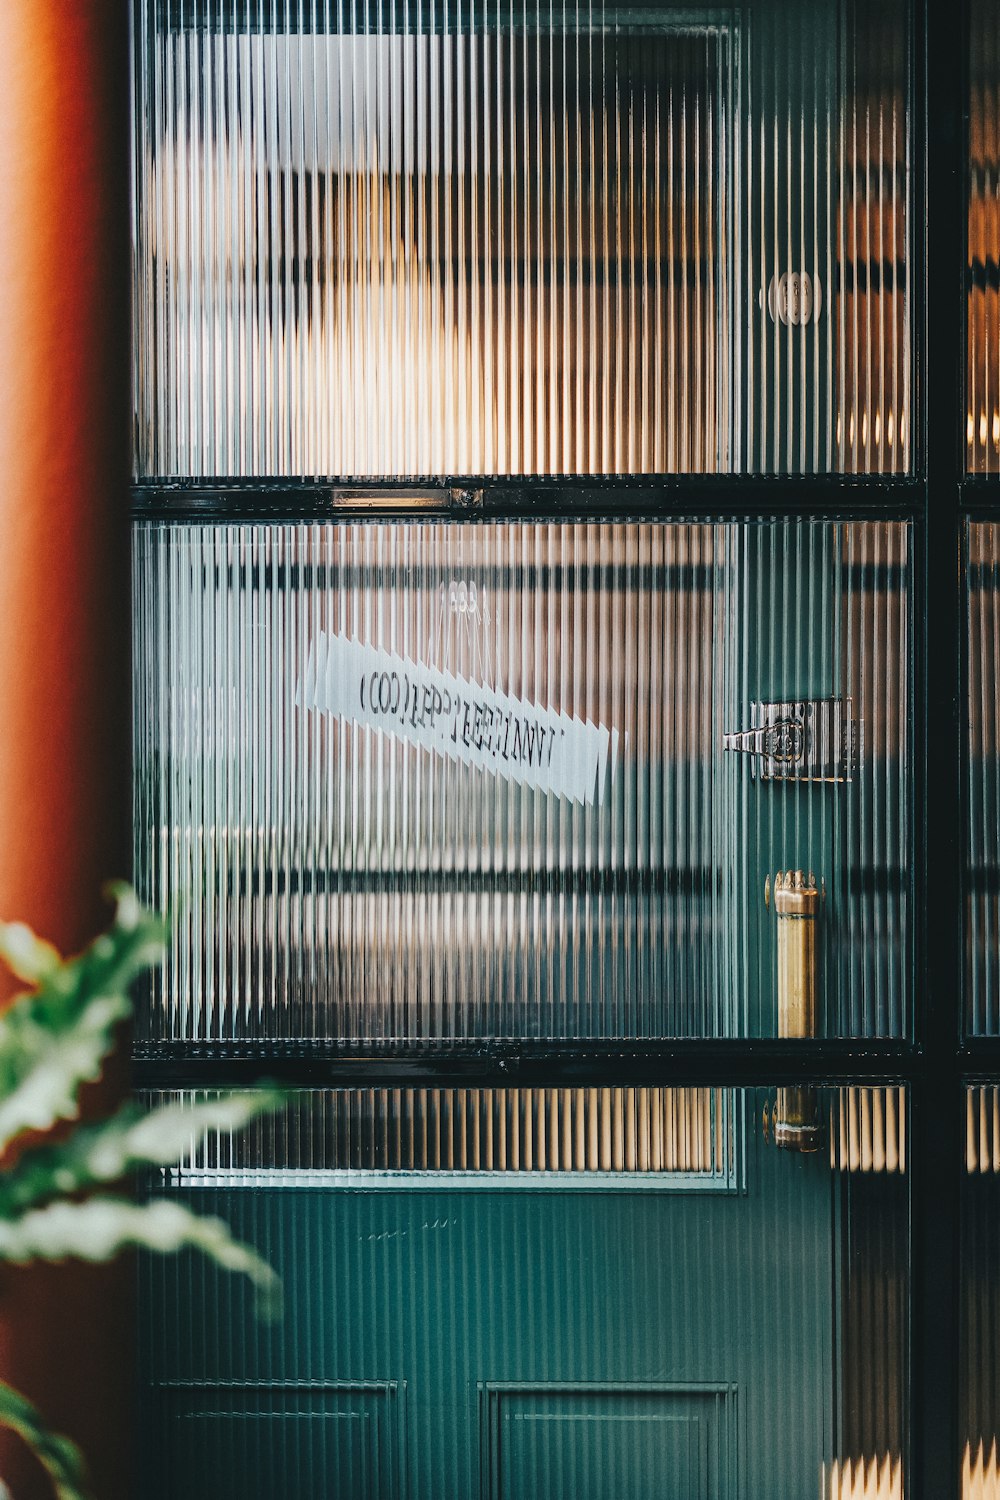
[133,517,911,1044]
[967,523,1000,1035]
[151,1086,737,1182]
[131,0,911,478]
[969,0,1000,473]
[138,1084,908,1500]
[962,1086,1000,1497]
[744,0,911,475]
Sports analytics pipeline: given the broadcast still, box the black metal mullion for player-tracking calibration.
[916,0,967,1493]
[960,1042,1000,1080]
[131,475,925,524]
[134,1038,920,1091]
[961,475,1000,508]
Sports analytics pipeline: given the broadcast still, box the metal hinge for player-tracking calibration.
[723,697,860,783]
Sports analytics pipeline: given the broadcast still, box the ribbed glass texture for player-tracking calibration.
[154,1083,906,1181]
[968,0,1000,474]
[133,517,911,1044]
[154,1086,737,1181]
[138,1084,908,1500]
[967,524,1000,1035]
[132,0,911,478]
[962,1086,1000,1497]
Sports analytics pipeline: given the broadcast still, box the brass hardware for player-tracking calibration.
[330,486,449,510]
[723,697,859,783]
[775,870,819,1039]
[774,1086,820,1152]
[772,869,821,1153]
[323,485,487,518]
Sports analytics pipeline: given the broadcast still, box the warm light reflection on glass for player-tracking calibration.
[965,1440,1000,1499]
[966,1084,1000,1172]
[133,0,911,478]
[968,0,1000,471]
[823,1456,903,1500]
[158,1086,734,1178]
[962,1087,1000,1500]
[829,1087,906,1174]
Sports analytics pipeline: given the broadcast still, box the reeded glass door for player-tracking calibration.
[131,1,918,1497]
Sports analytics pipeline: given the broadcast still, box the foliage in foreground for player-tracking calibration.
[0,886,282,1499]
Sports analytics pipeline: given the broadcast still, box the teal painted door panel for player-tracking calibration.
[140,1121,835,1499]
[158,1387,400,1500]
[487,1389,733,1500]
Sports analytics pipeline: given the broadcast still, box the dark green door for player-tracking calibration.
[141,1093,838,1500]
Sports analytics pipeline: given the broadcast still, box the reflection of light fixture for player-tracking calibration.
[965,1084,1000,1172]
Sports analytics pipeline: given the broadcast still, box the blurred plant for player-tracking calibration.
[0,885,282,1500]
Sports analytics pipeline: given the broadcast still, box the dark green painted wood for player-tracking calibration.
[140,1105,835,1499]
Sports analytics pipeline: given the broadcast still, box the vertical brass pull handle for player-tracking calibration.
[775,872,819,1038]
[773,871,821,1153]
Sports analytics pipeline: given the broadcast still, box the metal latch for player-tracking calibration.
[723,697,859,783]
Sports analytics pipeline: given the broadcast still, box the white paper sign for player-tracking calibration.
[297,632,619,806]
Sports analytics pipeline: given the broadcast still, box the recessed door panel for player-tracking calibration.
[490,1391,726,1500]
[156,1386,402,1500]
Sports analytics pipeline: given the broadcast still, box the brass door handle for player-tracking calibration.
[772,870,821,1152]
[775,871,819,1038]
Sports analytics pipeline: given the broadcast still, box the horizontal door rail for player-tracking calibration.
[133,1037,927,1090]
[132,476,925,524]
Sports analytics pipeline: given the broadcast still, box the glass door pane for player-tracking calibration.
[134,516,911,1044]
[132,0,911,478]
[963,1085,1000,1495]
[967,522,1000,1035]
[968,0,1000,473]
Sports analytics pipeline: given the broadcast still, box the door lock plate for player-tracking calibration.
[723,697,859,783]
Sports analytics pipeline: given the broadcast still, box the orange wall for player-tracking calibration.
[0,4,132,1496]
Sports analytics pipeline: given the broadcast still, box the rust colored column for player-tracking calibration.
[0,3,132,1498]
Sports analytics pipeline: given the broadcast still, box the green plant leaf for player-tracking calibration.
[0,925,61,987]
[0,888,165,1153]
[0,1198,281,1318]
[0,1091,287,1217]
[0,1380,92,1500]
